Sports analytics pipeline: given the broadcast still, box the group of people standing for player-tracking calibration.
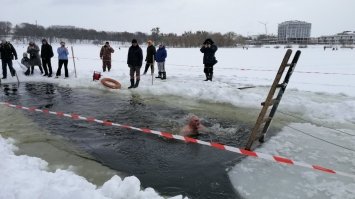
[0,39,69,79]
[2,38,218,88]
[123,38,217,89]
[125,39,167,89]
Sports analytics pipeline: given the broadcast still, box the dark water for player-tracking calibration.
[1,82,253,199]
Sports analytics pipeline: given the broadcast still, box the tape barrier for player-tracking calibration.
[1,101,355,179]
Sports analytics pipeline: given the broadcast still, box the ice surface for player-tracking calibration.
[1,44,355,198]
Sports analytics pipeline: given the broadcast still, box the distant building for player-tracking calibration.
[278,20,312,44]
[318,31,355,45]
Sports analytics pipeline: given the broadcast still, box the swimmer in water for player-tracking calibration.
[180,115,207,136]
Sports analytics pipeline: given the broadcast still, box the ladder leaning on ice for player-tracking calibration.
[245,49,301,150]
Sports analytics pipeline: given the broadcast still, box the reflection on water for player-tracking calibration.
[0,82,255,199]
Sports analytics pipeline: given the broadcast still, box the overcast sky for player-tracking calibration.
[1,0,354,37]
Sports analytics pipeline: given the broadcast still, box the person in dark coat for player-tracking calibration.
[142,40,156,75]
[100,41,115,72]
[127,39,143,89]
[0,40,17,79]
[27,41,43,75]
[200,38,218,81]
[41,39,54,77]
[155,44,167,79]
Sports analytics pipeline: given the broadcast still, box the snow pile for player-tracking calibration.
[0,135,185,199]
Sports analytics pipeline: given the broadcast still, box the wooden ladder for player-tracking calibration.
[245,49,301,150]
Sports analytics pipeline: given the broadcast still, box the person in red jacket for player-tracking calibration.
[100,41,115,72]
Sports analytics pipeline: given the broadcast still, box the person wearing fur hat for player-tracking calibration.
[142,40,156,75]
[100,41,114,72]
[27,41,43,75]
[127,39,143,89]
[0,40,17,79]
[41,39,54,77]
[200,38,218,81]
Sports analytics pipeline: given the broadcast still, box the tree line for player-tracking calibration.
[0,21,246,47]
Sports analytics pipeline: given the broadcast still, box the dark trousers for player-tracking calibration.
[56,60,69,77]
[2,60,15,78]
[204,64,214,79]
[130,66,141,80]
[102,60,112,72]
[30,65,44,74]
[42,58,52,75]
[143,63,154,74]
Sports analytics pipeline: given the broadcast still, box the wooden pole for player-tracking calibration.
[71,46,77,78]
[151,55,155,85]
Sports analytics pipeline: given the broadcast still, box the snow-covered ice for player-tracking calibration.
[1,43,355,198]
[0,135,185,199]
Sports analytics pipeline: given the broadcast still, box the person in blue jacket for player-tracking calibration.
[55,41,69,78]
[155,44,167,79]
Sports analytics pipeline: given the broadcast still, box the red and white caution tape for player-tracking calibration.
[1,101,355,179]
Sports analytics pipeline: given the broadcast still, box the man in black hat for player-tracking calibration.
[200,38,218,81]
[41,39,54,77]
[127,39,143,89]
[0,40,17,79]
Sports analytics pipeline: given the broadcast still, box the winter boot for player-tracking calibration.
[162,72,166,80]
[204,73,209,81]
[209,73,213,81]
[128,79,135,89]
[134,79,140,88]
[155,72,162,79]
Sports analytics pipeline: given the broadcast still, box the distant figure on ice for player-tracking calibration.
[142,40,156,75]
[155,44,167,79]
[127,39,143,89]
[100,41,114,72]
[21,52,31,76]
[0,40,17,79]
[180,115,207,137]
[200,38,218,81]
[55,41,69,79]
[27,41,43,75]
[41,39,54,77]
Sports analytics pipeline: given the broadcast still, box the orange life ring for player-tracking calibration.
[100,78,121,89]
